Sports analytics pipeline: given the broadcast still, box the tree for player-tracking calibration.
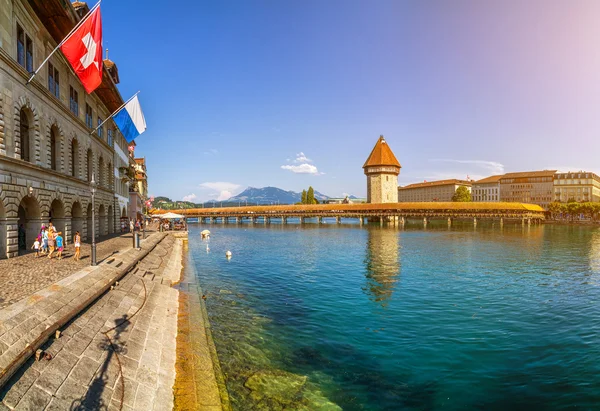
[301,190,307,204]
[452,186,471,202]
[307,186,315,204]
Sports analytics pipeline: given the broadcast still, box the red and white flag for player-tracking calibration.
[60,6,103,93]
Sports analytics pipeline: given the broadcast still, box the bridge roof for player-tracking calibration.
[151,202,545,215]
[363,136,401,168]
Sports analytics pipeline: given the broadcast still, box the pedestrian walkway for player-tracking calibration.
[0,232,181,410]
[0,233,135,310]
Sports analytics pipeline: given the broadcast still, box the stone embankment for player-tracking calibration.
[0,231,226,410]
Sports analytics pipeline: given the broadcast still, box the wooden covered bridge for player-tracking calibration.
[151,202,546,227]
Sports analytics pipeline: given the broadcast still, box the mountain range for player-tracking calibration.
[154,187,347,210]
[227,186,330,204]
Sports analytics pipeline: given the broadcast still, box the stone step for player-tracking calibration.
[0,232,168,389]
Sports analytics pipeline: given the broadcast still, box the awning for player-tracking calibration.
[159,212,185,219]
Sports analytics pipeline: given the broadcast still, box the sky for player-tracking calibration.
[101,0,600,202]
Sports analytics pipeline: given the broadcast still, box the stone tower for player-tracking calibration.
[363,136,401,203]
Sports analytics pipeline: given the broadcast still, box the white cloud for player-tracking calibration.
[182,193,197,202]
[199,182,243,201]
[281,164,321,174]
[203,148,218,155]
[281,152,323,175]
[294,152,312,163]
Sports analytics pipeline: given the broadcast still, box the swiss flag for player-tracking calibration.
[60,7,103,93]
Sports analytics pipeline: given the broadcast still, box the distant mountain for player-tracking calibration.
[226,186,330,205]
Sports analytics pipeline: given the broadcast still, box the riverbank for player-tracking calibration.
[0,232,228,410]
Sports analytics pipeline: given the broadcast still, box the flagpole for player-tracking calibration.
[26,0,102,85]
[89,91,140,136]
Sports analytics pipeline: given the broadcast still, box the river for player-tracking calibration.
[185,221,600,410]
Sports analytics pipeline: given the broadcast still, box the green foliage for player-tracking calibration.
[451,186,472,202]
[548,201,600,221]
[301,190,307,205]
[307,186,315,204]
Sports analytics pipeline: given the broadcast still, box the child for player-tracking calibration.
[55,232,64,260]
[74,231,81,261]
[32,238,40,257]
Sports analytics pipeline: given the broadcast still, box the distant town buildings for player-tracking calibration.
[499,170,556,209]
[471,175,502,202]
[364,136,401,204]
[398,180,471,202]
[554,172,600,203]
[0,0,147,258]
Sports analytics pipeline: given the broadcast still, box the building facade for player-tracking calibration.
[129,156,147,221]
[363,136,401,203]
[0,0,131,258]
[471,175,502,202]
[554,172,600,203]
[499,170,556,209]
[398,179,471,202]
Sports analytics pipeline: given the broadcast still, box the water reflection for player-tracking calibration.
[363,227,401,305]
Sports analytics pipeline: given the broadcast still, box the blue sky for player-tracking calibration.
[102,0,600,202]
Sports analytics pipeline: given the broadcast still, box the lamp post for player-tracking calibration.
[90,173,97,266]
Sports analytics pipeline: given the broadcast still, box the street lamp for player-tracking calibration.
[90,173,97,266]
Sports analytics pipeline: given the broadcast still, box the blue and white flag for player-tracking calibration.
[113,95,146,142]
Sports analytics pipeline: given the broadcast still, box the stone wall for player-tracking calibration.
[368,174,398,203]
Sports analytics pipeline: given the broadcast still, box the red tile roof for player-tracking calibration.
[363,136,401,168]
[474,175,504,184]
[500,170,557,179]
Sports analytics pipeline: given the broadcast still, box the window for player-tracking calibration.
[97,117,103,138]
[26,35,33,72]
[17,24,25,67]
[48,63,60,98]
[85,104,93,128]
[107,129,113,147]
[69,86,79,116]
[19,109,30,162]
[17,24,33,71]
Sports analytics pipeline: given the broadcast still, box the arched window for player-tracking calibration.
[71,138,79,177]
[87,149,93,182]
[19,109,30,162]
[50,126,58,170]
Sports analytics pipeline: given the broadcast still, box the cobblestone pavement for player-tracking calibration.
[0,233,181,411]
[0,232,142,309]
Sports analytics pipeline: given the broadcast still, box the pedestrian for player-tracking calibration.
[74,231,81,261]
[42,228,49,254]
[55,232,64,260]
[32,238,40,257]
[129,219,134,233]
[47,223,55,259]
[135,219,141,231]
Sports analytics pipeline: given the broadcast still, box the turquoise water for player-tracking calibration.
[187,222,600,410]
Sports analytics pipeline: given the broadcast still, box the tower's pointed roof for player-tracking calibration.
[363,136,401,168]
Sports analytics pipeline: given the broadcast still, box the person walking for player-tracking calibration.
[74,231,81,261]
[47,223,56,259]
[31,238,40,257]
[129,219,134,233]
[42,227,49,255]
[55,232,64,260]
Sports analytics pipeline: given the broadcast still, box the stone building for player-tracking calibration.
[0,0,130,258]
[554,171,600,203]
[129,156,148,221]
[499,170,556,209]
[363,136,401,203]
[471,175,502,202]
[398,179,471,202]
